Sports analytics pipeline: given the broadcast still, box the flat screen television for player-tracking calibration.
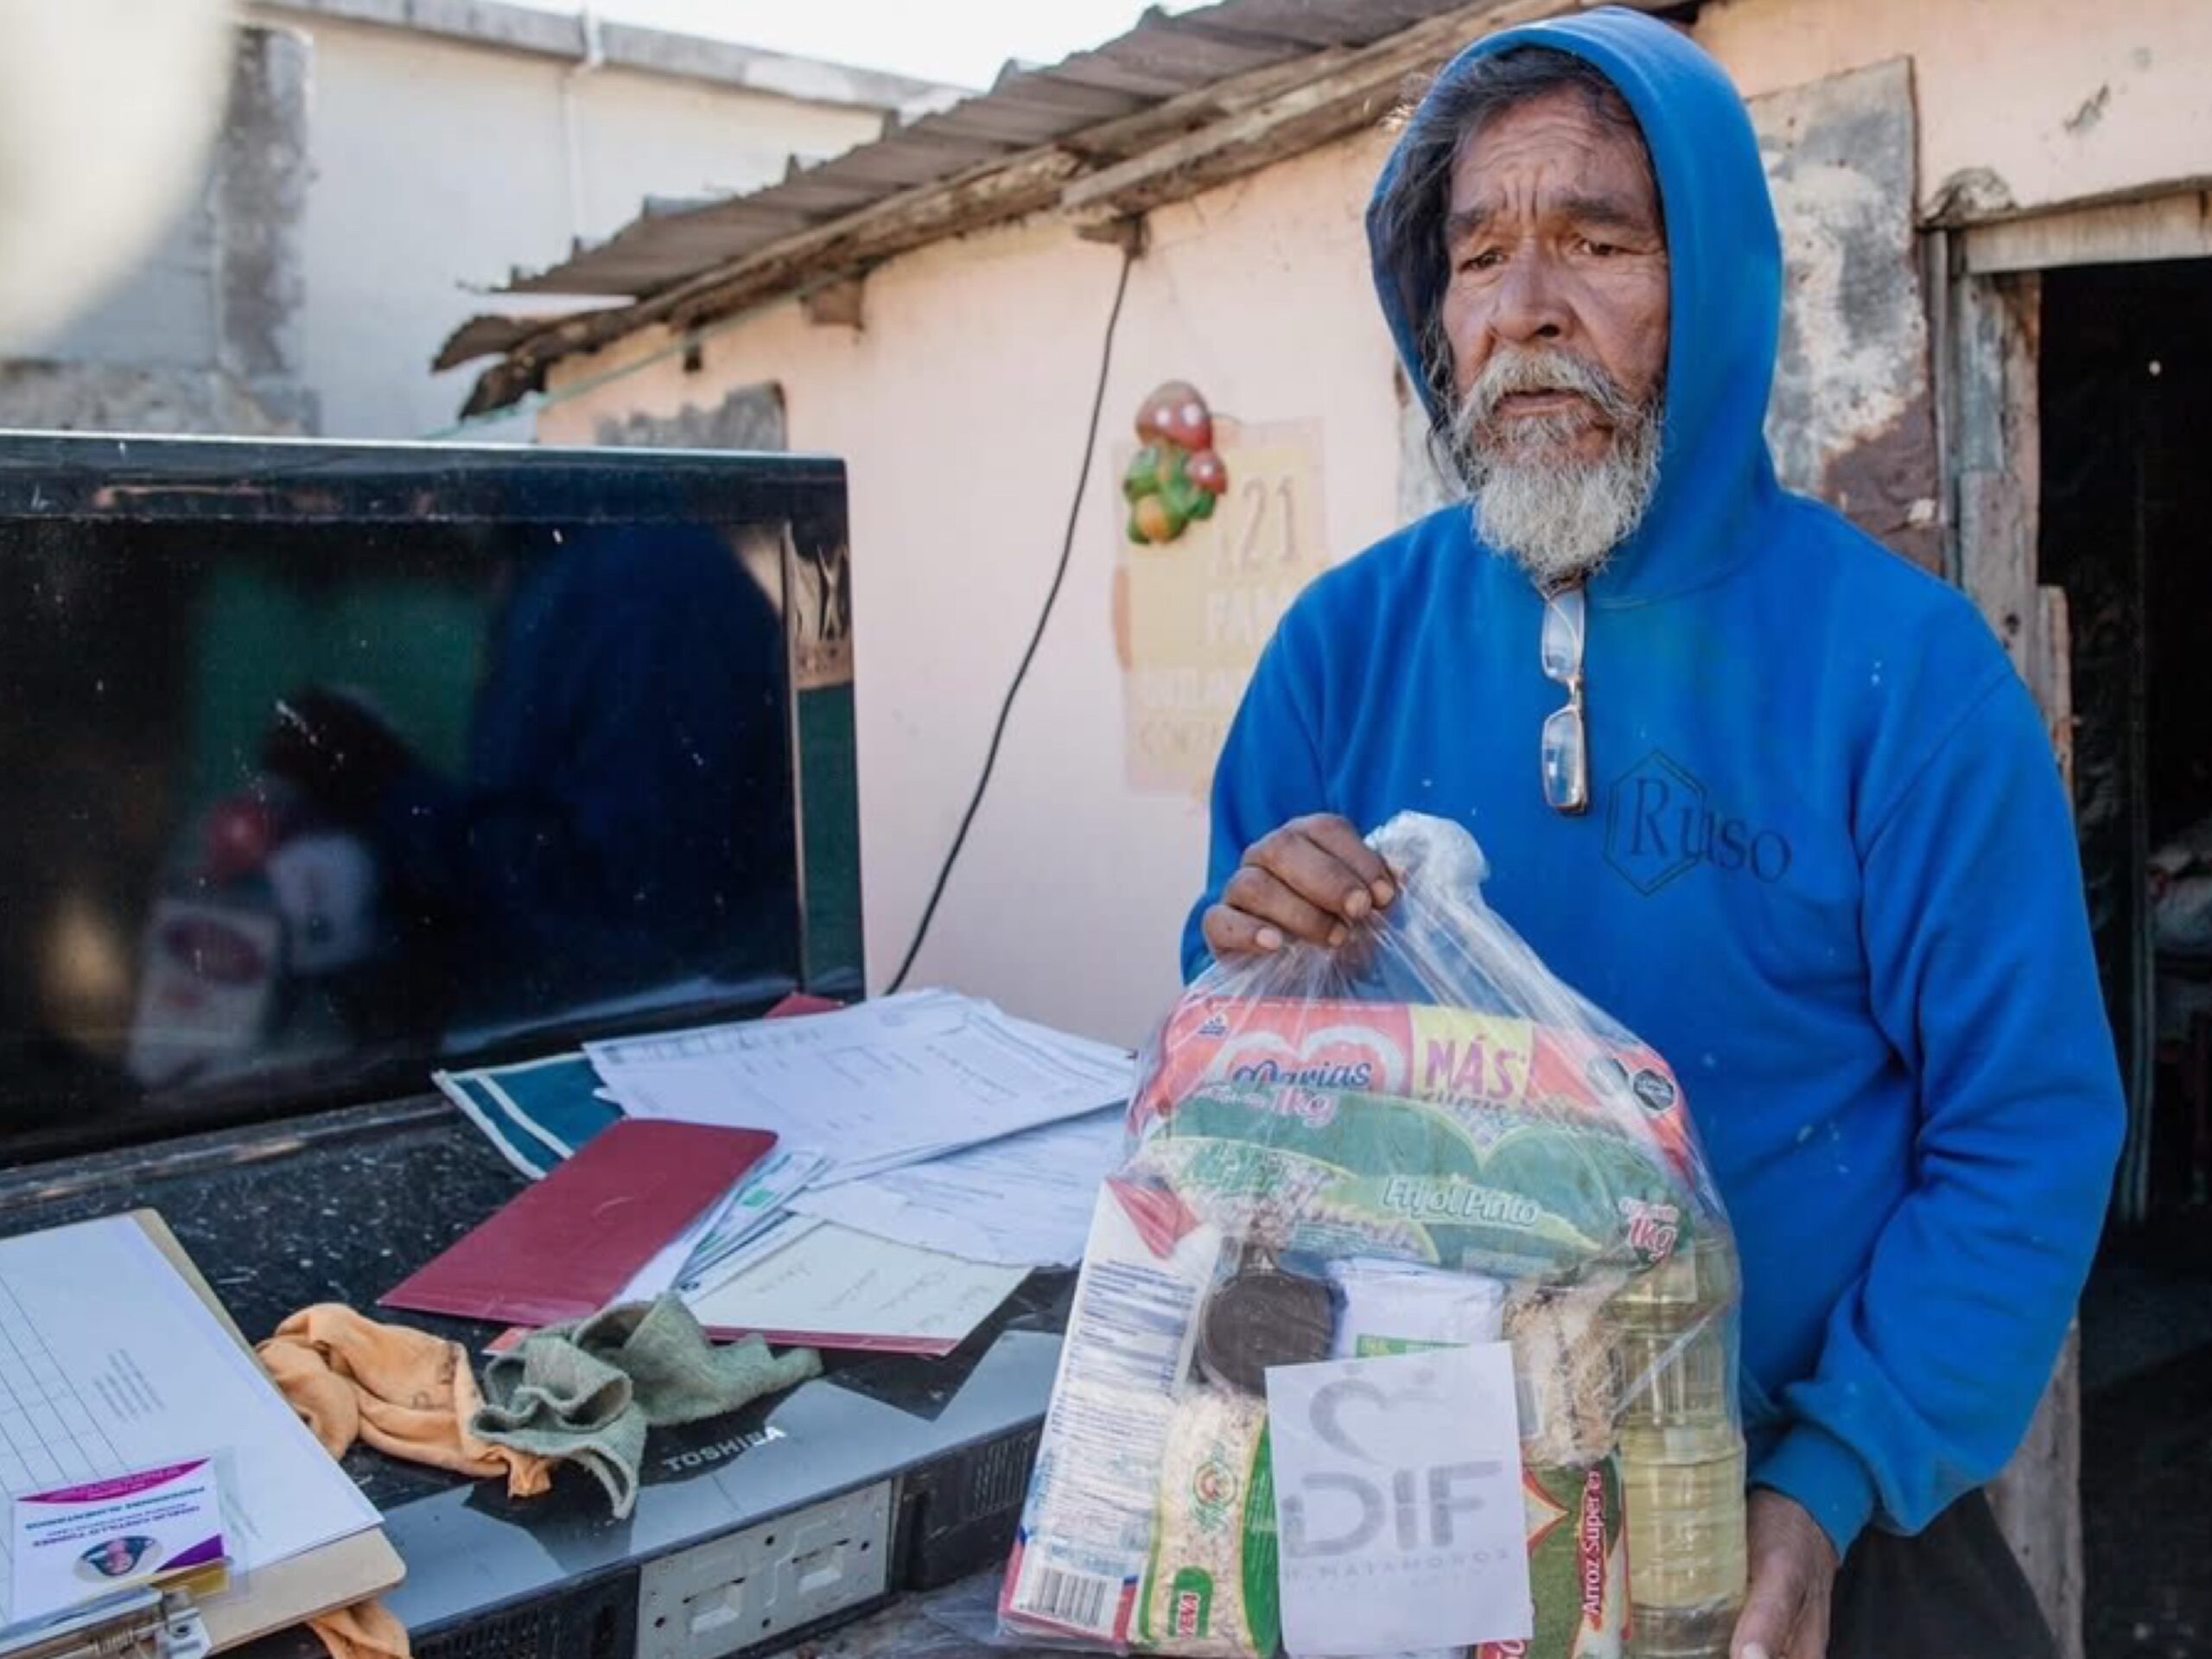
[0,433,860,1163]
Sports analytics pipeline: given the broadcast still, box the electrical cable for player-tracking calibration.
[885,242,1139,994]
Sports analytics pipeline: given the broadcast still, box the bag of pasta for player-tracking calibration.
[1001,813,1746,1659]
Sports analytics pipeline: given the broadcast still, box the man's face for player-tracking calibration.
[1437,88,1671,582]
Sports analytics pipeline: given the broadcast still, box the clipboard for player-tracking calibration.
[119,1212,404,1653]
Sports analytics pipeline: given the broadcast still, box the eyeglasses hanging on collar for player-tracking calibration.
[1540,582,1589,815]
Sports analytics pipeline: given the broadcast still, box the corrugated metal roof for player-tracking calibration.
[493,0,1479,301]
[449,0,1681,415]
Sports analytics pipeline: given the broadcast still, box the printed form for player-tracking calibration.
[587,990,1132,1185]
[0,1218,378,1632]
[788,1108,1125,1267]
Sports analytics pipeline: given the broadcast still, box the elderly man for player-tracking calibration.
[1186,10,2123,1659]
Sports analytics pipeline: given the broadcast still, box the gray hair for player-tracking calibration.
[1374,47,1652,438]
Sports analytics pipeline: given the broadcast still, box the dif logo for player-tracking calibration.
[1277,1373,1505,1560]
[1604,751,1792,896]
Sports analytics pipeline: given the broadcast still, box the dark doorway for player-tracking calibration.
[2039,257,2212,1659]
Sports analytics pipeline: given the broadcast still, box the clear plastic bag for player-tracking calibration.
[1001,814,1746,1659]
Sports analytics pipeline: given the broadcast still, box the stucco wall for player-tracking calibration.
[1696,0,2212,218]
[245,10,890,438]
[541,134,1404,1045]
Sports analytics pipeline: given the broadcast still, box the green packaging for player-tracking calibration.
[1476,1459,1628,1659]
[1135,1389,1281,1657]
[1137,1082,1694,1285]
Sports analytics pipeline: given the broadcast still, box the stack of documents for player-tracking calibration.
[435,990,1135,1357]
[0,1218,387,1650]
[785,1108,1124,1268]
[585,990,1131,1184]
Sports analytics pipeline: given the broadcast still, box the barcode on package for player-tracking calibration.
[1065,1259,1200,1396]
[1015,1561,1122,1638]
[1011,1188,1220,1630]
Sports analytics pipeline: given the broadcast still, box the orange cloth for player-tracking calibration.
[259,1307,554,1659]
[308,1599,411,1659]
[257,1304,553,1497]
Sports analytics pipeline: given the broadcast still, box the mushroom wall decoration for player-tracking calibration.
[1123,380,1228,546]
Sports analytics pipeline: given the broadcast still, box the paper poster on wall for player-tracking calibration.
[1116,417,1328,798]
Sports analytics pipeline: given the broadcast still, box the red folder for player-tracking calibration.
[766,993,844,1019]
[382,1119,776,1327]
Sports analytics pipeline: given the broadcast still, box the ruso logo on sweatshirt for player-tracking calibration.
[1604,751,1793,895]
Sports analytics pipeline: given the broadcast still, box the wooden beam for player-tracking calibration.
[1990,1332,2086,1659]
[1953,271,2043,677]
[2040,584,2075,793]
[1952,266,2089,1659]
[1965,188,2212,276]
[1058,46,1364,160]
[1060,0,1634,223]
[799,276,866,328]
[1059,50,1418,219]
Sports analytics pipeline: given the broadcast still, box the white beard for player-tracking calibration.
[1447,350,1663,588]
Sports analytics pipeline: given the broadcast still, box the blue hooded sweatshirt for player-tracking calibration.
[1185,9,2124,1555]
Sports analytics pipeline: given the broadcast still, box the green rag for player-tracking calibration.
[470,1296,821,1518]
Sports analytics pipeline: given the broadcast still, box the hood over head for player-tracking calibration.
[1368,7,1783,602]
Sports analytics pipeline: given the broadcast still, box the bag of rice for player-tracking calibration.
[1001,814,1745,1659]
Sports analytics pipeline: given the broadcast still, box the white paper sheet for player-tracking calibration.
[585,990,1132,1185]
[787,1109,1123,1266]
[683,1222,1027,1351]
[1266,1345,1531,1657]
[0,1219,379,1635]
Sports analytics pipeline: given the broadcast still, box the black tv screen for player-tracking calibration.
[0,435,859,1162]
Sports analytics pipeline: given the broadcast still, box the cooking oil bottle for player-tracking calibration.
[1613,1236,1747,1658]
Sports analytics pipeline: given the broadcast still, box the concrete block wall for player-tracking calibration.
[3,26,314,436]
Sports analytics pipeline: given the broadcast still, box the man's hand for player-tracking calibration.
[1732,1490,1840,1659]
[1201,815,1397,957]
